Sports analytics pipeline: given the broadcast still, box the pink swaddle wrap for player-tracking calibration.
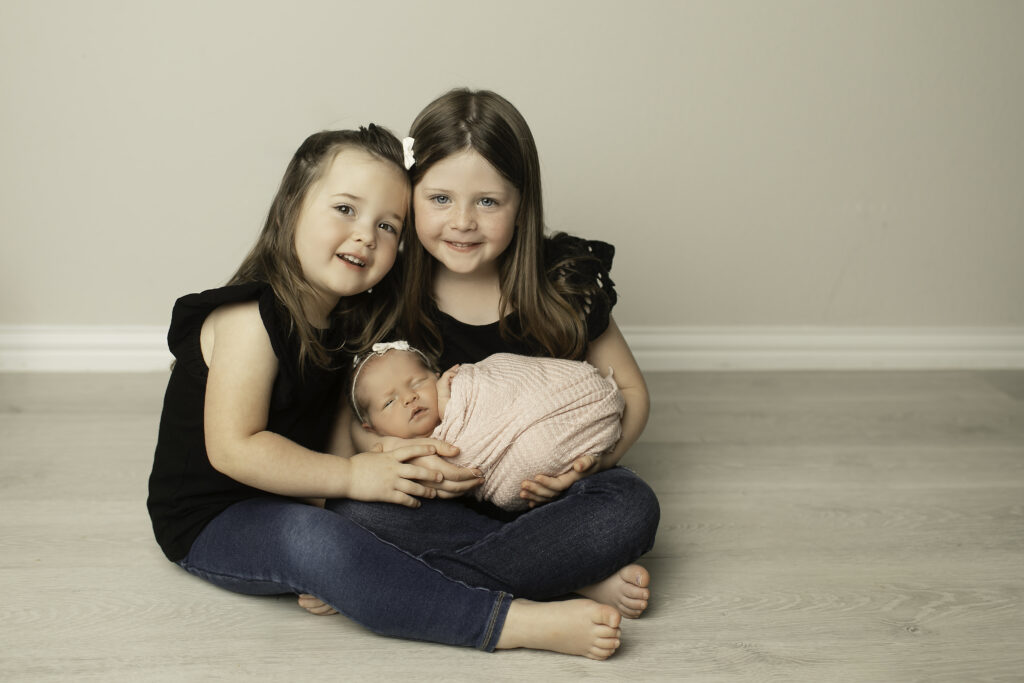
[432,353,624,511]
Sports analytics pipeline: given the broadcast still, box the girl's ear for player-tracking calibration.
[361,422,377,434]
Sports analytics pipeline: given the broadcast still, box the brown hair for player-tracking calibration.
[229,125,409,370]
[401,88,588,360]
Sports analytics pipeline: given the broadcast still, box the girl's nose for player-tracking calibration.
[352,221,377,248]
[450,206,476,232]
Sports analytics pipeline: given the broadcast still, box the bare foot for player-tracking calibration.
[576,564,651,618]
[297,594,337,616]
[496,598,622,660]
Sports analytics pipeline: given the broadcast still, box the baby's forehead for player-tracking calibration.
[361,351,429,383]
[383,350,430,370]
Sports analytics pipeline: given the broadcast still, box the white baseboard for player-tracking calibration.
[0,325,173,372]
[2,324,1023,372]
[622,326,1024,371]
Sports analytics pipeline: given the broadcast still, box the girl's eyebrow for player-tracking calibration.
[419,186,509,196]
[329,192,362,201]
[378,211,404,225]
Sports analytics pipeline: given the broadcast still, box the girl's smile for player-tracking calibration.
[413,149,519,277]
[443,239,483,251]
[337,252,368,268]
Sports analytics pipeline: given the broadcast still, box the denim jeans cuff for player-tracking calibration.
[479,591,511,652]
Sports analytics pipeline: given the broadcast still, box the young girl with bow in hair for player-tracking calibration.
[147,125,625,659]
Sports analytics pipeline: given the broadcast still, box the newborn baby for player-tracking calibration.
[351,342,624,511]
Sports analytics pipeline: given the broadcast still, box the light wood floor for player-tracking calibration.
[1,370,1022,682]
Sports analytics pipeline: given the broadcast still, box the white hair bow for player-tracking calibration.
[402,137,416,170]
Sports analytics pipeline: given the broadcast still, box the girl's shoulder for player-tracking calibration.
[543,233,618,341]
[169,282,313,378]
[170,282,273,348]
[167,283,262,372]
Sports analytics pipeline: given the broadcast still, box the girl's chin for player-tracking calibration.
[433,255,497,276]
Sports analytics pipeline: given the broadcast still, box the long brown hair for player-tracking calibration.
[402,88,588,360]
[230,126,408,370]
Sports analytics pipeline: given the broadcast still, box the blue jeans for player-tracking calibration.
[325,467,660,599]
[178,497,510,651]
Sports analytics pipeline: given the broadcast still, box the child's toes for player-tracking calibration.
[621,565,650,588]
[623,596,648,611]
[633,567,650,587]
[624,584,650,600]
[596,604,622,628]
[587,646,615,660]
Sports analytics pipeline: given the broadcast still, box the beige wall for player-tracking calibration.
[2,0,1021,329]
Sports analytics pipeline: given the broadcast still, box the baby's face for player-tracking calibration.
[357,351,441,438]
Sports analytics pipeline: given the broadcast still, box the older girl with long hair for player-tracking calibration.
[326,90,660,624]
[147,125,624,659]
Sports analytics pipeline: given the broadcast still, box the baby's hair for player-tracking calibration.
[229,125,410,370]
[349,341,436,424]
[401,88,592,361]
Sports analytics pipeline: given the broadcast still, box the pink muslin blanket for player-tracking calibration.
[432,353,624,511]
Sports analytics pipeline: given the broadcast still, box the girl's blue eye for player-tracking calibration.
[432,195,451,205]
[479,198,497,207]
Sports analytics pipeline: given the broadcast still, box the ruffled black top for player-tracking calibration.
[430,233,618,369]
[147,282,347,561]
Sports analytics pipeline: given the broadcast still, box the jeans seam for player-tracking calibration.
[179,557,299,594]
[480,591,510,652]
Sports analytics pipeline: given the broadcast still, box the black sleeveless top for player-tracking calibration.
[431,234,618,368]
[146,282,347,561]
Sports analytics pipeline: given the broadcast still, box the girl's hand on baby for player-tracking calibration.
[410,454,484,498]
[357,436,478,498]
[519,454,600,508]
[369,436,459,459]
[344,443,445,508]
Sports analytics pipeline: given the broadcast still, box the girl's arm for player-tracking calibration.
[203,301,442,507]
[583,317,649,469]
[520,317,649,505]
